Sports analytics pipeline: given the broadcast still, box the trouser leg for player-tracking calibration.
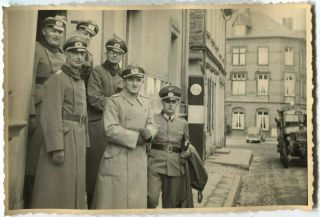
[147,170,162,208]
[161,175,186,208]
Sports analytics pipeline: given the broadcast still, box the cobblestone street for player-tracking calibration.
[226,137,308,206]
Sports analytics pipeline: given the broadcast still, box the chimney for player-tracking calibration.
[282,17,293,30]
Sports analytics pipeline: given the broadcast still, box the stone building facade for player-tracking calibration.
[225,9,306,137]
[188,9,230,158]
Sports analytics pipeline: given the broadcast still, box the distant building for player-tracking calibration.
[225,9,306,137]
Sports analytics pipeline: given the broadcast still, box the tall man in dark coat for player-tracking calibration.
[25,15,66,208]
[147,85,193,208]
[31,35,90,209]
[86,37,127,205]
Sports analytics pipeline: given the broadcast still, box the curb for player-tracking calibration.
[224,175,242,207]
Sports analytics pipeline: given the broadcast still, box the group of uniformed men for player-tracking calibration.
[25,15,194,209]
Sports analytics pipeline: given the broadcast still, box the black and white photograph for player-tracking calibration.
[3,3,313,215]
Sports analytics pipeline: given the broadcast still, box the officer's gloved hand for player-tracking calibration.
[180,148,191,159]
[137,134,146,146]
[51,150,65,166]
[138,128,152,142]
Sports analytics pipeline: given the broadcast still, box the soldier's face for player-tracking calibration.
[124,76,144,95]
[162,98,179,115]
[106,49,123,64]
[42,26,64,46]
[65,50,86,68]
[77,29,93,44]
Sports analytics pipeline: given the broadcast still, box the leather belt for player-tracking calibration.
[151,144,181,153]
[35,77,48,85]
[63,113,86,124]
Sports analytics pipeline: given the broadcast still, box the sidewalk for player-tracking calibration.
[193,148,252,208]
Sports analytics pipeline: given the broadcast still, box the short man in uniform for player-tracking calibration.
[147,85,193,208]
[91,65,158,209]
[75,20,99,87]
[31,35,90,209]
[86,37,127,205]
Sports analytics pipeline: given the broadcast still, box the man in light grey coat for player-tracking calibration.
[91,65,158,209]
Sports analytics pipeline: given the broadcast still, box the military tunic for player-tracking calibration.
[86,61,124,196]
[147,112,192,208]
[31,64,90,209]
[26,40,65,176]
[91,89,158,209]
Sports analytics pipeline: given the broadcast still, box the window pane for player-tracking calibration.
[285,47,294,65]
[239,53,245,65]
[233,54,239,65]
[258,47,268,65]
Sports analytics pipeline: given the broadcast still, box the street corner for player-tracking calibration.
[207,148,253,170]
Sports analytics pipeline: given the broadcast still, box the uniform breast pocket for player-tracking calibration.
[177,129,184,141]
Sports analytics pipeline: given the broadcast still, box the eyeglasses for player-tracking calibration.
[107,49,123,56]
[163,99,179,104]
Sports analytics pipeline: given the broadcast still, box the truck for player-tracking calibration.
[275,106,307,168]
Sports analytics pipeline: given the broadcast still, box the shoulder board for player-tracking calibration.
[56,69,63,75]
[111,93,120,98]
[153,112,162,117]
[139,94,149,99]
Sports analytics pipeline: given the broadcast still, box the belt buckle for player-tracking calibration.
[80,114,85,124]
[167,145,173,153]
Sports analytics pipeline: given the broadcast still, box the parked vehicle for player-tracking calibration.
[275,105,307,168]
[246,127,264,143]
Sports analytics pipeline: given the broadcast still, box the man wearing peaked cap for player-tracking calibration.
[91,64,158,209]
[42,15,66,32]
[31,34,90,209]
[25,15,66,207]
[86,36,128,207]
[63,35,88,52]
[105,37,127,54]
[121,65,145,78]
[75,20,99,88]
[147,85,194,208]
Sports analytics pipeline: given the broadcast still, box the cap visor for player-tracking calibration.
[53,26,65,32]
[66,47,87,52]
[124,74,144,78]
[107,46,125,54]
[161,96,180,100]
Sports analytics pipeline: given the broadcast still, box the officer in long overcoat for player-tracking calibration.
[31,35,90,209]
[86,37,127,204]
[147,85,193,208]
[25,15,66,207]
[91,65,158,209]
[75,20,99,87]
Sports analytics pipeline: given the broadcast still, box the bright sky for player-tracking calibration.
[252,7,306,31]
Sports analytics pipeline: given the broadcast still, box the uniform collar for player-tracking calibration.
[61,64,81,80]
[162,111,175,121]
[102,60,121,76]
[120,89,146,106]
[39,39,63,54]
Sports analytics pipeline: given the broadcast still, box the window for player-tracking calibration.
[258,47,268,65]
[232,47,246,65]
[257,74,269,95]
[232,73,246,95]
[284,73,295,96]
[285,47,294,66]
[256,111,269,130]
[232,111,245,129]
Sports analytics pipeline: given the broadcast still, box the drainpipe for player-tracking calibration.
[223,10,232,147]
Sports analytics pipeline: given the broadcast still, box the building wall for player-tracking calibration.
[225,36,306,136]
[189,9,227,157]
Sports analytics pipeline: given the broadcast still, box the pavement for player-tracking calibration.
[193,139,253,208]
